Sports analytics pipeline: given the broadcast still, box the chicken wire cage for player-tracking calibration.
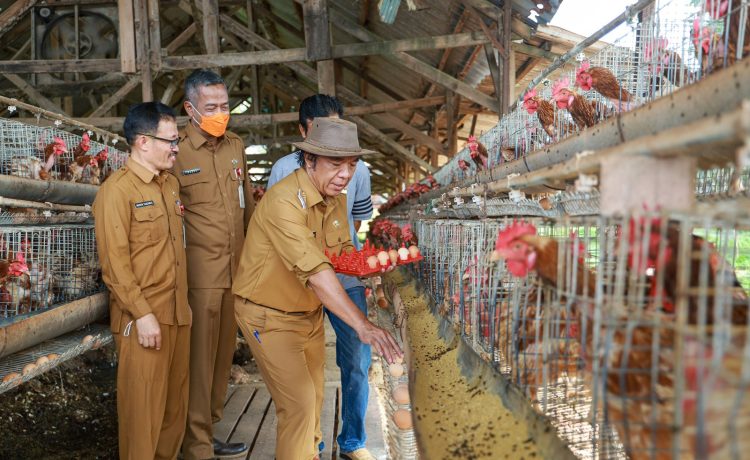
[0,118,127,183]
[0,225,103,320]
[0,209,91,226]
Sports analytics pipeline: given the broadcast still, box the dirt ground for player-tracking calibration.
[0,336,259,459]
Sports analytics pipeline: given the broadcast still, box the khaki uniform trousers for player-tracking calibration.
[182,288,237,460]
[115,322,191,460]
[234,297,325,460]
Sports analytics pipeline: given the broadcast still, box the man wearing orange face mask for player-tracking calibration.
[174,69,255,460]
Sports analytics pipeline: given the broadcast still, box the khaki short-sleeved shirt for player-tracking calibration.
[172,123,255,289]
[93,158,191,333]
[232,168,353,312]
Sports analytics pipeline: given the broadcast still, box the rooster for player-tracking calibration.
[523,89,558,139]
[38,137,68,181]
[552,78,597,130]
[575,60,634,111]
[467,135,488,171]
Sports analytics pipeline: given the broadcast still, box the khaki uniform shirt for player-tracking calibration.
[93,158,191,333]
[232,168,353,312]
[173,123,255,289]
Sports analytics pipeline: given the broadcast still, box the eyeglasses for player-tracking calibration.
[137,133,179,148]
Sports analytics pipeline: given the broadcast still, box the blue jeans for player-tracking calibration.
[324,286,371,453]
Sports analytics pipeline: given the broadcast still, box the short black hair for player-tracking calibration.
[123,102,176,146]
[299,94,343,134]
[297,151,318,168]
[184,69,226,104]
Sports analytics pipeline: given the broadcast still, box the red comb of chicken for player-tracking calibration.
[80,133,90,151]
[522,89,539,114]
[96,147,109,162]
[495,221,537,251]
[467,135,478,153]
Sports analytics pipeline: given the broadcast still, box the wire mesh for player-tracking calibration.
[0,225,103,319]
[0,118,127,183]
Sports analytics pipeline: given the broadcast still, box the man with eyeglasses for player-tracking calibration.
[173,69,255,460]
[93,101,191,459]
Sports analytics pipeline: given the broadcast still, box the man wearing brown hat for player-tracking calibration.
[232,117,402,460]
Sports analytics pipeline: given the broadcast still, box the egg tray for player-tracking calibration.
[333,254,424,277]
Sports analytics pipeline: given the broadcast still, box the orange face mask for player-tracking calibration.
[189,103,230,137]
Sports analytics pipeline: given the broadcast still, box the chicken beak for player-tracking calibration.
[490,249,504,262]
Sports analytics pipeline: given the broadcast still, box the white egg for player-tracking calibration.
[408,245,420,258]
[376,251,390,266]
[366,255,378,269]
[397,247,409,261]
[388,362,404,377]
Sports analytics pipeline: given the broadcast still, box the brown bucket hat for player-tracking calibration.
[292,117,375,157]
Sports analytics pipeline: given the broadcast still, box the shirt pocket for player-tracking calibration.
[131,206,167,243]
[325,228,350,250]
[179,173,213,205]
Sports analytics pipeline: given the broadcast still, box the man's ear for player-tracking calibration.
[298,124,306,139]
[184,101,194,117]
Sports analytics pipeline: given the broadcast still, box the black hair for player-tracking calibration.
[123,102,177,146]
[297,151,318,168]
[298,94,343,134]
[184,69,226,104]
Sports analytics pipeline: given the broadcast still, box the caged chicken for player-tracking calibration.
[28,261,55,309]
[1,253,31,316]
[494,220,750,459]
[55,254,100,300]
[552,78,598,130]
[575,60,634,112]
[523,89,574,140]
[39,137,68,181]
[467,135,488,171]
[693,0,750,75]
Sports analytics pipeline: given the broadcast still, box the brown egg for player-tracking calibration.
[22,363,36,375]
[394,355,404,364]
[2,372,21,383]
[375,285,385,298]
[35,356,50,366]
[388,362,404,377]
[393,409,413,429]
[387,249,398,265]
[392,384,410,404]
[408,245,420,258]
[376,251,389,267]
[377,297,388,309]
[397,247,409,261]
[47,353,60,361]
[82,334,94,345]
[366,255,378,269]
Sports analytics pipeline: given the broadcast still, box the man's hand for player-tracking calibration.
[135,313,162,350]
[356,321,403,364]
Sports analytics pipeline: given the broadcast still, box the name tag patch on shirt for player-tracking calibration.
[134,200,155,208]
[182,168,201,176]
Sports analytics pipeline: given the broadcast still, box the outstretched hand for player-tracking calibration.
[357,320,402,364]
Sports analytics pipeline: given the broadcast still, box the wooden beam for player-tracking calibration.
[133,0,152,101]
[303,0,332,61]
[147,0,162,70]
[317,60,336,95]
[511,41,558,60]
[483,44,503,108]
[89,76,141,118]
[118,0,137,73]
[0,0,37,41]
[0,74,64,114]
[331,31,490,58]
[0,59,121,74]
[165,22,197,54]
[501,0,511,114]
[202,0,220,55]
[328,9,499,113]
[162,48,308,69]
[352,116,435,174]
[247,0,261,118]
[468,5,506,58]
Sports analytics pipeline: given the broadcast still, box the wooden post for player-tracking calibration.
[445,91,456,156]
[303,0,335,95]
[247,0,261,118]
[500,0,511,114]
[202,0,220,73]
[147,0,161,71]
[118,0,137,73]
[133,0,152,101]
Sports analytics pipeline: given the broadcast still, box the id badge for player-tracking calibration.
[238,183,245,209]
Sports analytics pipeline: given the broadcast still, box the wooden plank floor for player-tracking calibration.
[214,383,341,460]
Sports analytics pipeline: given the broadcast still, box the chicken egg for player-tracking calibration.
[366,256,378,269]
[47,353,60,361]
[82,334,94,345]
[394,355,404,364]
[392,384,410,404]
[22,363,36,375]
[377,297,388,309]
[376,251,389,266]
[35,356,50,366]
[408,245,420,258]
[2,372,20,383]
[393,409,413,429]
[387,249,398,265]
[388,362,404,377]
[397,247,409,261]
